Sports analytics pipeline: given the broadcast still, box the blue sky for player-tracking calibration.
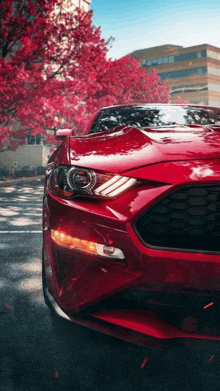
[91,0,220,59]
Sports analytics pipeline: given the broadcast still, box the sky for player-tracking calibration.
[91,0,220,59]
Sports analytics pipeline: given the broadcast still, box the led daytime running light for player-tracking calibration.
[94,175,121,194]
[107,178,137,197]
[95,175,137,197]
[51,230,125,260]
[101,177,128,196]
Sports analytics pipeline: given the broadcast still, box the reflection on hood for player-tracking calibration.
[69,125,220,174]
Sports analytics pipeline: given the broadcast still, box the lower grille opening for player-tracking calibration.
[84,288,220,336]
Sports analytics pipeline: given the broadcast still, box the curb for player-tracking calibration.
[0,175,45,187]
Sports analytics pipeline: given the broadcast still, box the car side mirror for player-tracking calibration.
[55,129,73,140]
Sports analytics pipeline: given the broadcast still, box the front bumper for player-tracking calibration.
[44,282,220,343]
[43,164,220,342]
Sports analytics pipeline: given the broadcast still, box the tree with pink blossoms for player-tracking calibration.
[0,0,171,151]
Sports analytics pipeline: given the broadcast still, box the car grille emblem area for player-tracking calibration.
[134,185,220,253]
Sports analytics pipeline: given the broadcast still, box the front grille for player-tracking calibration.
[134,184,220,252]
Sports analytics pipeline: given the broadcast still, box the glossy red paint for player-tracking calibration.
[68,125,220,174]
[90,309,220,340]
[44,104,220,343]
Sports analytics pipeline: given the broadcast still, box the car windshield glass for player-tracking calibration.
[88,105,220,133]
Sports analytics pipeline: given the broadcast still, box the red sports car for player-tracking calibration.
[43,104,220,345]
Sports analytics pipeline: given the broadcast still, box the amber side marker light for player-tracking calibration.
[51,230,125,260]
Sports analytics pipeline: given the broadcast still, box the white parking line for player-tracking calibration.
[0,203,42,205]
[0,231,42,233]
[1,201,42,206]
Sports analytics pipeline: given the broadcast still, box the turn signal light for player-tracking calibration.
[51,230,96,254]
[51,230,125,260]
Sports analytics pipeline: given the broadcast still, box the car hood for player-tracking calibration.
[69,125,220,174]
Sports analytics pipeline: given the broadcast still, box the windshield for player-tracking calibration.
[88,105,220,134]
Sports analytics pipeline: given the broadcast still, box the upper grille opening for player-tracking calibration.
[134,185,220,253]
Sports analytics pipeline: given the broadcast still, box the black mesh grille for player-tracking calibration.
[134,185,220,252]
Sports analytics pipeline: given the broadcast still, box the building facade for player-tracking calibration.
[54,0,91,13]
[0,137,52,169]
[132,44,220,107]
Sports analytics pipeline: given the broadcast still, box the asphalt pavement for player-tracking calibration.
[1,181,220,391]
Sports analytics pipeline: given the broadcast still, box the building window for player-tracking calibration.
[208,83,220,92]
[207,50,220,61]
[26,134,43,145]
[208,66,220,76]
[171,84,208,94]
[158,66,207,80]
[141,50,207,68]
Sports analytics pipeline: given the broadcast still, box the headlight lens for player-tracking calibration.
[48,165,137,199]
[67,167,96,192]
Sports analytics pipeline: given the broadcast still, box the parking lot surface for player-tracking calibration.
[1,181,220,391]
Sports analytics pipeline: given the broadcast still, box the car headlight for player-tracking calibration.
[47,165,137,199]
